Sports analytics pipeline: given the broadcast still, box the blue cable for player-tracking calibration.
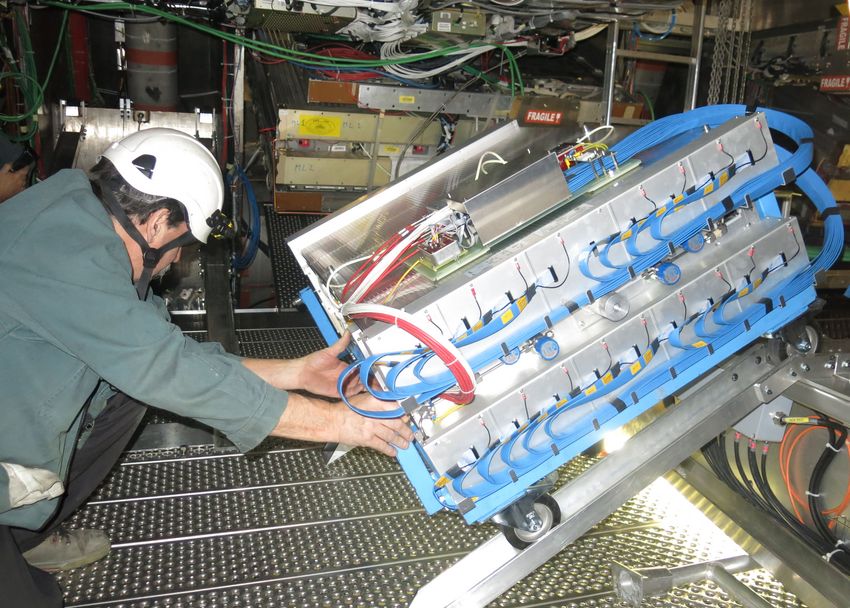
[633,11,677,41]
[232,164,260,270]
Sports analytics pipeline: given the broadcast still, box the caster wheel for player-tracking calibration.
[500,494,561,550]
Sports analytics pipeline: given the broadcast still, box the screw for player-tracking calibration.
[755,356,762,364]
[790,371,797,377]
[800,362,810,372]
[765,387,773,396]
[842,360,849,369]
[731,373,739,381]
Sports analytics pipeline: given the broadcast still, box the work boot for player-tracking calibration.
[23,526,111,572]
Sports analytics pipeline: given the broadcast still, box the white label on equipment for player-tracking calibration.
[330,144,348,153]
[437,22,452,32]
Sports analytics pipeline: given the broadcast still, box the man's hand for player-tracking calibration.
[331,393,413,457]
[296,332,362,398]
[271,392,413,457]
[241,332,360,399]
[0,162,29,204]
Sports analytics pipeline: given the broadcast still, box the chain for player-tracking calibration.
[707,0,732,105]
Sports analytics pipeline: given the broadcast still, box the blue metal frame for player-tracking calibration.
[300,287,446,514]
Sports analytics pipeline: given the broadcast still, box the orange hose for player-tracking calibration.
[779,424,850,525]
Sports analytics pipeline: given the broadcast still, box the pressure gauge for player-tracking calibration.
[500,347,521,365]
[683,233,705,253]
[534,336,560,361]
[656,262,682,286]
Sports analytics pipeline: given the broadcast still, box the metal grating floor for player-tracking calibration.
[55,329,806,607]
[265,208,325,309]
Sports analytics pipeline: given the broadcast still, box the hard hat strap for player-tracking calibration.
[99,187,196,300]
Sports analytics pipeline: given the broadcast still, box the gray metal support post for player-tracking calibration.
[684,0,707,110]
[601,20,619,126]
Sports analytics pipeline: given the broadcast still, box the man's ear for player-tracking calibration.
[145,208,172,244]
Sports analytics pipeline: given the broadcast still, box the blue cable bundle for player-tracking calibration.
[232,165,261,270]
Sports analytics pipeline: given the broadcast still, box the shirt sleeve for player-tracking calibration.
[0,206,285,452]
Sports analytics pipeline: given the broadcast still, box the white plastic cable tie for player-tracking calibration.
[835,539,850,549]
[827,442,842,453]
[444,357,458,366]
[805,490,822,498]
[824,549,843,562]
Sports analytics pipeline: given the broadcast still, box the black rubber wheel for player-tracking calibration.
[500,494,562,550]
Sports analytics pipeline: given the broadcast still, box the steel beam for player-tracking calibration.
[411,343,798,608]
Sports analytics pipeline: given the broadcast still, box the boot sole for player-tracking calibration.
[31,543,111,573]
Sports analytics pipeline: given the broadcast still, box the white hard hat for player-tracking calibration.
[101,128,224,243]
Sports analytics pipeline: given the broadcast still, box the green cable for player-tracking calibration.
[637,90,655,121]
[1,10,69,141]
[43,0,520,77]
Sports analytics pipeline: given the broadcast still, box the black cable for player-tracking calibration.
[472,291,483,320]
[808,422,848,545]
[517,265,529,292]
[539,240,571,290]
[481,420,492,448]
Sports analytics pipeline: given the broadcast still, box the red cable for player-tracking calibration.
[349,311,475,403]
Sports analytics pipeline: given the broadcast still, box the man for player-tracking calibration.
[0,128,412,607]
[0,133,35,203]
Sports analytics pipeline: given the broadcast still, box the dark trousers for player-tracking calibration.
[0,394,146,608]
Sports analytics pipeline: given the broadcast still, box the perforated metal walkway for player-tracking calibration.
[52,327,806,608]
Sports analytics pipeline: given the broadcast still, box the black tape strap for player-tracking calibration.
[565,300,580,313]
[821,207,841,219]
[759,298,774,313]
[611,398,627,413]
[722,196,735,212]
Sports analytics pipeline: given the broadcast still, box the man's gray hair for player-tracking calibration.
[89,158,185,227]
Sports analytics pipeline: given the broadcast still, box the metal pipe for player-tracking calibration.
[707,561,773,608]
[601,20,619,126]
[613,554,772,608]
[684,0,707,110]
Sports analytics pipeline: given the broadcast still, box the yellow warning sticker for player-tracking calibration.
[704,183,715,195]
[585,385,598,396]
[602,371,614,385]
[692,340,707,348]
[630,361,642,375]
[644,349,654,363]
[435,476,448,488]
[298,115,342,137]
[500,309,515,324]
[719,172,729,186]
[399,95,416,104]
[674,194,684,203]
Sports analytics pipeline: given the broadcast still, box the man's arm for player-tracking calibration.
[241,332,360,398]
[271,393,413,457]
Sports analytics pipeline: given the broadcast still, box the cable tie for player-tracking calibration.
[806,491,822,498]
[824,549,842,562]
[836,539,850,549]
[827,442,842,453]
